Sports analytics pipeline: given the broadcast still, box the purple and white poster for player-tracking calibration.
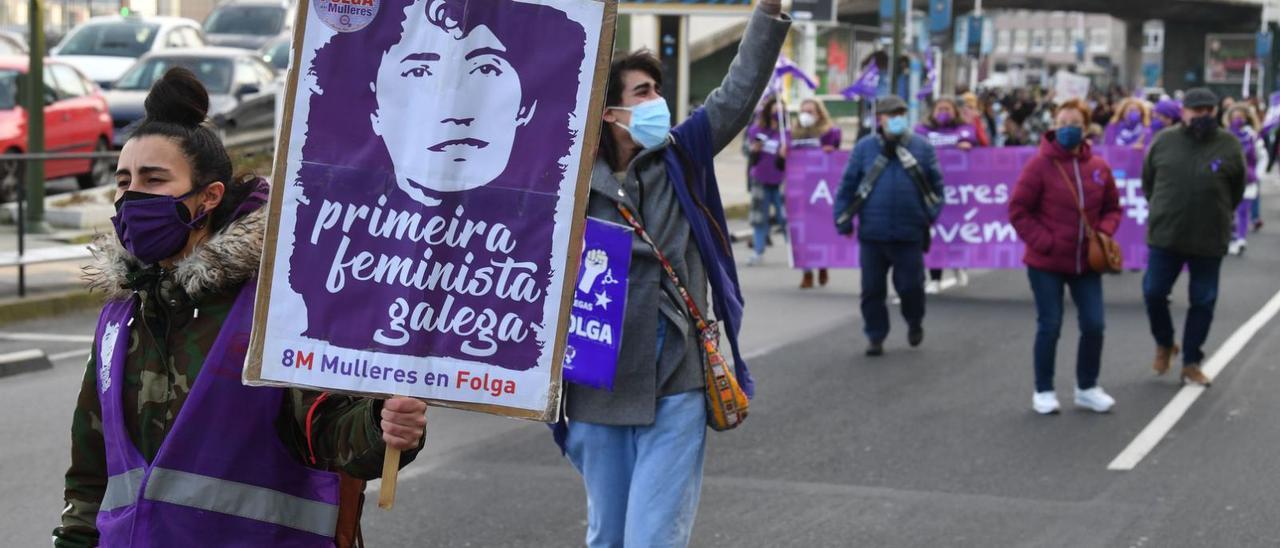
[245,0,616,421]
[785,147,1151,269]
[563,218,632,391]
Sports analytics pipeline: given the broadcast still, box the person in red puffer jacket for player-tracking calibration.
[1009,99,1123,416]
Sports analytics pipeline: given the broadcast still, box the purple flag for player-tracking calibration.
[916,49,937,100]
[563,219,632,391]
[771,55,818,92]
[842,62,880,100]
[784,147,1152,269]
[1263,92,1280,134]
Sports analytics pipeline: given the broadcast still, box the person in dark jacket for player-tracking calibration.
[834,95,944,357]
[1009,99,1123,415]
[1142,88,1247,387]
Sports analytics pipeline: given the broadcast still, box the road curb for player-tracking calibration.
[0,290,102,327]
[0,349,53,378]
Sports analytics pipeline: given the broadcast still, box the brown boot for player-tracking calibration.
[1181,365,1212,387]
[818,269,830,287]
[799,271,815,289]
[1153,344,1179,376]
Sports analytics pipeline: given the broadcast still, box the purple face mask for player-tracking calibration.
[935,111,954,125]
[111,188,207,265]
[1230,118,1246,131]
[1126,110,1141,125]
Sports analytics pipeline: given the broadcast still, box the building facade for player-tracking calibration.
[987,10,1128,90]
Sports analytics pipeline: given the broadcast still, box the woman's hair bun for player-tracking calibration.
[143,67,210,128]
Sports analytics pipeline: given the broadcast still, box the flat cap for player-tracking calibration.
[876,95,908,114]
[1183,88,1218,109]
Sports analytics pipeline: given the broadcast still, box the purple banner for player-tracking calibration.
[563,219,632,391]
[785,147,1151,269]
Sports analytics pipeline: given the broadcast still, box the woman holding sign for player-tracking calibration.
[791,97,842,289]
[746,96,788,266]
[561,1,790,545]
[1009,99,1123,416]
[54,69,427,547]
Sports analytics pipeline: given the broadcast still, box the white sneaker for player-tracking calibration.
[1229,239,1246,256]
[1074,386,1115,413]
[955,269,970,286]
[925,280,940,294]
[746,254,763,267]
[1032,391,1060,415]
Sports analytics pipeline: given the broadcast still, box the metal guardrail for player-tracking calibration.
[0,150,121,297]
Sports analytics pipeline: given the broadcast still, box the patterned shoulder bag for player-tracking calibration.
[614,203,749,431]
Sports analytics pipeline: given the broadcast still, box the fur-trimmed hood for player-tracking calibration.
[84,207,266,301]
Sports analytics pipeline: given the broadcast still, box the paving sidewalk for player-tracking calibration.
[0,223,102,323]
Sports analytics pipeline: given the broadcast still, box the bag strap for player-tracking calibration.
[1051,160,1097,236]
[614,203,710,332]
[895,145,942,214]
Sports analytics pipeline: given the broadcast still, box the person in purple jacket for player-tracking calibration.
[1104,98,1152,148]
[916,97,977,292]
[791,97,841,288]
[914,97,979,150]
[1226,104,1262,255]
[747,95,787,266]
[1151,98,1182,133]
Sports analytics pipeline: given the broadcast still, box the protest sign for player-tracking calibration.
[1053,70,1091,103]
[244,0,617,422]
[785,147,1151,269]
[563,219,632,391]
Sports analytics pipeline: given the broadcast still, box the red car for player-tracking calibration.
[0,56,114,202]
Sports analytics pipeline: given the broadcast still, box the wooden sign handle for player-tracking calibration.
[378,447,401,510]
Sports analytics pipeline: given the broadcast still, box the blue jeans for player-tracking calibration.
[751,183,786,256]
[1027,268,1105,393]
[860,240,926,342]
[565,391,707,548]
[1143,246,1223,365]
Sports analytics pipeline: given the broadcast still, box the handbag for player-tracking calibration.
[614,202,749,431]
[1053,161,1123,274]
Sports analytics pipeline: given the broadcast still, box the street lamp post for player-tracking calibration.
[24,0,48,233]
[891,0,903,95]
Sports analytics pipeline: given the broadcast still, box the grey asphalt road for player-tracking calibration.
[3,214,1280,546]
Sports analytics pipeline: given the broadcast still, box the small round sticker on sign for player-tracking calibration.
[313,0,379,33]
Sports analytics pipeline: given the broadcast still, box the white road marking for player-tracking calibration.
[1108,287,1280,471]
[0,332,94,343]
[0,348,46,363]
[50,349,91,362]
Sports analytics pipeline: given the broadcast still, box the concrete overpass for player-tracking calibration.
[837,0,1264,26]
[832,0,1267,93]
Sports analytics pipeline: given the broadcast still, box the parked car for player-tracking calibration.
[0,31,26,55]
[0,56,114,202]
[259,33,291,74]
[203,0,293,51]
[52,15,206,88]
[104,48,278,149]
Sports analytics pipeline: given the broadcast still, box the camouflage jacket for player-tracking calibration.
[54,207,421,547]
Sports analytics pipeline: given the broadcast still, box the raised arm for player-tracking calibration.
[703,1,791,154]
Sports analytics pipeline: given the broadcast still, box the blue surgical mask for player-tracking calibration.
[611,98,672,149]
[1056,126,1083,149]
[885,115,909,136]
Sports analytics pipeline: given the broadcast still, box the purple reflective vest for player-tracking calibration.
[94,281,341,547]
